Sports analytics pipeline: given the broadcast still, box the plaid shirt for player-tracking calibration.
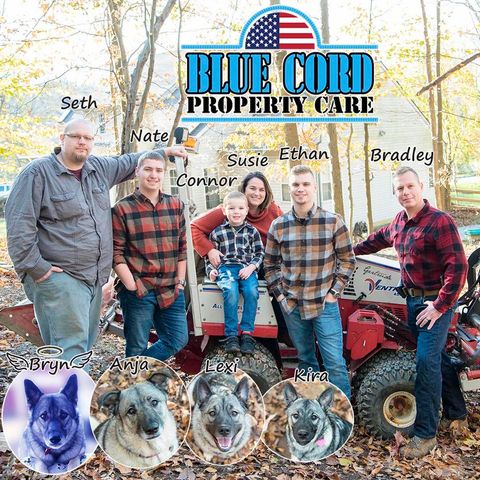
[264,205,355,320]
[354,200,467,313]
[205,221,264,276]
[112,189,186,308]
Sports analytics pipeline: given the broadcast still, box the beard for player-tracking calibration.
[70,152,88,164]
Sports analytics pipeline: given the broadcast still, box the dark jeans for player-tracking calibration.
[283,302,351,398]
[118,288,188,361]
[407,296,467,438]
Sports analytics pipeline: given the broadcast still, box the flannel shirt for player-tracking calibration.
[354,200,467,313]
[205,221,264,276]
[112,189,186,308]
[264,205,355,320]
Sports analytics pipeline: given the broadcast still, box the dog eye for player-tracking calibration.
[127,407,136,415]
[311,414,318,420]
[151,400,158,406]
[40,412,48,420]
[208,410,216,417]
[59,411,68,420]
[292,413,299,419]
[231,411,238,417]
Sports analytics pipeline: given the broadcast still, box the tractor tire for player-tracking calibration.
[202,341,282,393]
[355,350,416,440]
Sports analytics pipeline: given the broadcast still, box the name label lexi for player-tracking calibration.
[204,358,239,374]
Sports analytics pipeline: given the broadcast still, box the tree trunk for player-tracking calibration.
[420,0,440,206]
[107,0,176,201]
[346,124,354,232]
[363,123,373,233]
[321,0,344,217]
[436,0,449,210]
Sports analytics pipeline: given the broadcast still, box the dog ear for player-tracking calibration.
[98,391,121,415]
[148,369,172,393]
[233,376,250,407]
[61,375,78,405]
[194,377,213,406]
[24,379,43,409]
[317,387,334,409]
[284,382,298,406]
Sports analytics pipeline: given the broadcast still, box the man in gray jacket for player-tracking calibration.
[6,118,187,360]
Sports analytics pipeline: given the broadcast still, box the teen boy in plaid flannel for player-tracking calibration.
[112,151,188,360]
[206,191,264,354]
[264,165,355,398]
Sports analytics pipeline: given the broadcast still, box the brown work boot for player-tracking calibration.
[439,417,469,434]
[401,435,437,459]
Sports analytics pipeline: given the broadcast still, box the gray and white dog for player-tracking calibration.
[94,370,178,468]
[284,383,353,462]
[19,374,86,474]
[190,373,253,462]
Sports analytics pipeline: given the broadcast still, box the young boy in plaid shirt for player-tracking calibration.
[206,191,264,354]
[112,151,188,360]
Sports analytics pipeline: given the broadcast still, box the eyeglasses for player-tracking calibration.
[64,133,95,142]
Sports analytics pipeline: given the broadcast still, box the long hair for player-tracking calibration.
[239,171,273,212]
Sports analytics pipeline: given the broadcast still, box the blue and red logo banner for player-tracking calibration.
[182,5,377,123]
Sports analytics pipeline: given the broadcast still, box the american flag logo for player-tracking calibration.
[245,12,315,50]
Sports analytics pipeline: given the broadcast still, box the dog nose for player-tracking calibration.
[144,424,159,435]
[218,425,231,436]
[297,430,309,439]
[50,435,61,445]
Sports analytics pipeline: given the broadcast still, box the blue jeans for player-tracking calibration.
[216,264,259,337]
[283,302,351,398]
[118,288,188,361]
[23,272,102,361]
[407,296,467,438]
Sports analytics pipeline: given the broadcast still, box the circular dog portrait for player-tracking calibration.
[186,369,265,465]
[262,380,354,462]
[90,357,189,469]
[1,366,97,475]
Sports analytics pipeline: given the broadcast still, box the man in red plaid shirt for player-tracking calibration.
[354,166,468,458]
[112,151,187,360]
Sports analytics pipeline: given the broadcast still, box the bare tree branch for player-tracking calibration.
[417,51,480,95]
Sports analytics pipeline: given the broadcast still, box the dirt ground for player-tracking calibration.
[0,207,479,479]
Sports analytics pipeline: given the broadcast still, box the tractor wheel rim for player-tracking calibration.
[383,391,416,428]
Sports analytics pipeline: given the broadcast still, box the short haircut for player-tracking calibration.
[137,150,166,168]
[393,166,420,182]
[289,164,315,180]
[223,191,248,207]
[239,171,273,212]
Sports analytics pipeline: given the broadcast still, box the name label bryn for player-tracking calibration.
[61,95,97,110]
[370,147,433,166]
[294,368,330,382]
[109,356,150,375]
[204,358,239,374]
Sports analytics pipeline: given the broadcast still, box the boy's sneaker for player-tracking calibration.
[240,334,256,354]
[222,336,240,353]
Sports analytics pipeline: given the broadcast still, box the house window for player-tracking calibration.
[204,169,220,209]
[321,181,332,202]
[169,169,179,196]
[281,184,290,202]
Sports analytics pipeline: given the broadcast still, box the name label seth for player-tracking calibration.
[370,147,433,166]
